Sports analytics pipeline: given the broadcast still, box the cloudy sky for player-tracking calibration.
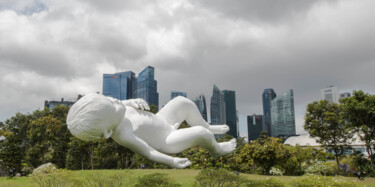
[1,0,375,138]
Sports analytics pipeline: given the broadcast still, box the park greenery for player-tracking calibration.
[0,90,374,180]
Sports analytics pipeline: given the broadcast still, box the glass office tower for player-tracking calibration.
[222,90,238,138]
[262,88,276,136]
[137,66,159,108]
[103,71,137,100]
[271,89,296,137]
[171,91,187,99]
[210,85,226,125]
[193,94,208,121]
[247,114,263,142]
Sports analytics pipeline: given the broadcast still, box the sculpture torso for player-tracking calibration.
[124,106,173,150]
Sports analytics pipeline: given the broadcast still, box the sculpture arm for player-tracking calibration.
[122,99,150,110]
[111,122,191,168]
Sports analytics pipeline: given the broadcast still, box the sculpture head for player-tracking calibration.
[67,93,125,141]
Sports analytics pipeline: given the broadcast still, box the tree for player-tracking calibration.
[245,135,291,174]
[304,100,353,166]
[341,90,375,169]
[66,137,93,170]
[0,131,23,174]
[26,115,61,167]
[0,113,31,173]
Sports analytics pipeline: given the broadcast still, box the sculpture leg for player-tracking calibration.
[157,96,229,134]
[160,126,236,157]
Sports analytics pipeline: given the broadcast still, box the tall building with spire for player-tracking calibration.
[262,88,276,136]
[210,85,226,125]
[193,94,208,121]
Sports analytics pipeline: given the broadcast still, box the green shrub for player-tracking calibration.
[305,162,343,176]
[291,175,355,187]
[245,178,285,187]
[135,172,181,187]
[83,171,132,187]
[194,168,248,187]
[269,167,284,176]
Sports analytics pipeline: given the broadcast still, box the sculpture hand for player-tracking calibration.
[127,99,150,110]
[172,158,191,169]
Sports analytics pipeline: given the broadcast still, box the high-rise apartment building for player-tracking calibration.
[103,71,137,100]
[247,114,263,142]
[271,89,296,137]
[137,66,159,108]
[171,91,187,100]
[262,88,276,136]
[103,66,159,108]
[321,86,339,103]
[222,90,238,138]
[210,85,226,125]
[193,94,208,121]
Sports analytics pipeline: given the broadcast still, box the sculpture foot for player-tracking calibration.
[212,138,236,158]
[209,124,229,134]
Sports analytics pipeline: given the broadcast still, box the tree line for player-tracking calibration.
[0,90,374,176]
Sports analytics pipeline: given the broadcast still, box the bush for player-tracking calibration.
[245,178,285,187]
[269,167,284,176]
[291,175,356,187]
[21,166,33,176]
[194,168,248,187]
[305,162,343,176]
[341,152,374,177]
[135,172,181,187]
[83,171,132,187]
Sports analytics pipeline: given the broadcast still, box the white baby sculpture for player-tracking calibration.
[67,93,236,168]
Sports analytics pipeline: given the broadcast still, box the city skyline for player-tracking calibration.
[1,0,375,139]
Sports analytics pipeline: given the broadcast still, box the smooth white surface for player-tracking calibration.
[67,94,236,168]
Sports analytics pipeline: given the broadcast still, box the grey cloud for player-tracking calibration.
[192,0,336,23]
[0,44,78,78]
[78,0,149,13]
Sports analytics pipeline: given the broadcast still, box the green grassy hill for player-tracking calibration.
[1,169,375,186]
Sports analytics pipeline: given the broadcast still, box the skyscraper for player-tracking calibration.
[103,66,159,108]
[247,114,263,142]
[222,90,238,138]
[103,71,137,100]
[210,85,226,125]
[171,91,187,100]
[262,88,276,136]
[271,89,296,137]
[137,66,159,108]
[321,86,339,103]
[193,94,208,121]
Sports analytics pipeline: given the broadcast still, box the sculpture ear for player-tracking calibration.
[104,130,113,139]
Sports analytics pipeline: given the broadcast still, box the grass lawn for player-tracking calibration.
[1,169,375,186]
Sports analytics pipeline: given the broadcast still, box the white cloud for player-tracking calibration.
[0,0,374,141]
